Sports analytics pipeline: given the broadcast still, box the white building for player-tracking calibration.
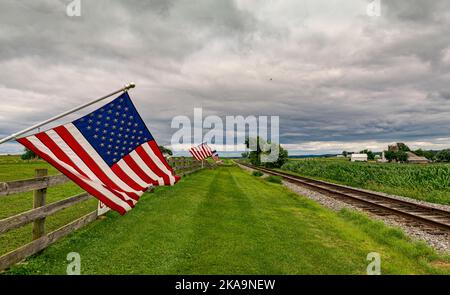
[350,153,368,162]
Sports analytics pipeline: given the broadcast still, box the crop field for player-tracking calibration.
[281,158,450,205]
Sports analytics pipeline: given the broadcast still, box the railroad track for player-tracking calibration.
[239,162,450,233]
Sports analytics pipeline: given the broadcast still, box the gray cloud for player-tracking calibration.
[1,0,450,155]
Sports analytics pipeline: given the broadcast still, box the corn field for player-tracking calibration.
[281,159,450,205]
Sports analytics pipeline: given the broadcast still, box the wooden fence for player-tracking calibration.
[0,157,210,271]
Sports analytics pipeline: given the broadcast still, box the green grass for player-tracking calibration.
[252,170,264,177]
[4,165,449,274]
[0,157,96,256]
[281,159,450,205]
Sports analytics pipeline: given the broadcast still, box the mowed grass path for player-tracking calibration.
[5,165,450,274]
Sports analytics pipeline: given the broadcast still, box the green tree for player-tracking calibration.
[397,151,408,162]
[342,151,348,157]
[397,143,410,152]
[244,137,288,168]
[414,149,435,161]
[241,152,249,158]
[21,148,37,160]
[436,149,450,162]
[384,150,396,162]
[359,149,375,160]
[158,145,173,156]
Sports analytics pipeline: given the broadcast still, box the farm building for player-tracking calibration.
[406,152,428,164]
[350,153,368,162]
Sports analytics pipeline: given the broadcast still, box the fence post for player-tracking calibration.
[32,168,47,240]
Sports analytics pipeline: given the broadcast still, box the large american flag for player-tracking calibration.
[189,143,213,161]
[17,92,180,215]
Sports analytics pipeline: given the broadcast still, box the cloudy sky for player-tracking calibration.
[1,0,450,155]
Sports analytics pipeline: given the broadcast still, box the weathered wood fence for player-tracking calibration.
[0,157,210,271]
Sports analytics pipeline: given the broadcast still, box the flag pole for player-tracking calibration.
[0,83,136,145]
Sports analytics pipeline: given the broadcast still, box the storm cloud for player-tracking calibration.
[1,0,450,155]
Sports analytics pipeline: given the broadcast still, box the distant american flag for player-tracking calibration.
[189,143,213,161]
[212,150,219,162]
[17,92,180,215]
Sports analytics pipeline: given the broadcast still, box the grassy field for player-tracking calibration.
[281,158,450,205]
[3,164,449,274]
[0,155,97,256]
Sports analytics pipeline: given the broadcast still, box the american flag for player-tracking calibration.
[189,143,213,161]
[17,92,180,215]
[211,150,220,162]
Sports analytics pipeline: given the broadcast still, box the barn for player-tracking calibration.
[350,153,368,162]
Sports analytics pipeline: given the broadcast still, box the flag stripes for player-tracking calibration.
[189,143,213,161]
[17,92,180,215]
[18,123,179,215]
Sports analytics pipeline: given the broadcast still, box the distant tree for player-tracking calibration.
[158,145,173,156]
[397,143,410,152]
[396,151,408,162]
[264,145,289,169]
[414,149,435,161]
[360,149,375,160]
[245,137,288,168]
[21,148,37,160]
[384,150,396,162]
[342,151,348,157]
[436,149,450,162]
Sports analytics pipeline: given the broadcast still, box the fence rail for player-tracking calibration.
[0,157,210,271]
